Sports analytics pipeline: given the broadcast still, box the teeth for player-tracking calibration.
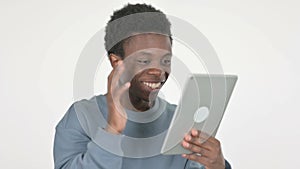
[143,82,161,89]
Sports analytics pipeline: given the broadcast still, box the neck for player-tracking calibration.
[112,90,156,112]
[128,94,155,112]
[117,89,155,112]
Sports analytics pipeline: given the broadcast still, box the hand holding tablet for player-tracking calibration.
[161,74,238,155]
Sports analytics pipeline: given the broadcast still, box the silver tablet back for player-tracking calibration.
[161,74,238,155]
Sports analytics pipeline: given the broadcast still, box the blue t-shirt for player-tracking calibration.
[53,95,231,169]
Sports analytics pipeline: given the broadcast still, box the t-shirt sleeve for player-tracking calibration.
[185,160,205,169]
[53,104,123,169]
[184,159,231,169]
[225,159,232,169]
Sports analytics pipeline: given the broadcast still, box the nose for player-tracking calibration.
[147,68,165,77]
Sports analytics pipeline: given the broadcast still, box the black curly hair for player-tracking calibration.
[104,3,172,58]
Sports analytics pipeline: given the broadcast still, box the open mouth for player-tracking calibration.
[142,81,165,90]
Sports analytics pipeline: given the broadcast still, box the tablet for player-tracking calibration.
[161,74,238,155]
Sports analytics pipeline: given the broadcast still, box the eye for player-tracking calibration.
[162,58,171,65]
[137,59,150,64]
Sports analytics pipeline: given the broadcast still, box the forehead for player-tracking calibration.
[123,33,172,58]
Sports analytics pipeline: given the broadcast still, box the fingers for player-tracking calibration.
[182,129,222,156]
[182,153,213,167]
[108,61,125,91]
[105,61,130,134]
[108,61,130,98]
[107,81,130,115]
[119,82,131,92]
[188,129,221,149]
[182,140,212,158]
[112,61,126,85]
[182,129,225,168]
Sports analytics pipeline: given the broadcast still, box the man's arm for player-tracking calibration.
[53,105,123,169]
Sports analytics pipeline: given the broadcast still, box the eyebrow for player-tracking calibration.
[138,51,172,57]
[139,51,153,57]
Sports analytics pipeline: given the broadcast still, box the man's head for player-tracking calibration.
[105,3,172,58]
[105,3,172,111]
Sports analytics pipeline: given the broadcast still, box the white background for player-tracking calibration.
[1,0,299,168]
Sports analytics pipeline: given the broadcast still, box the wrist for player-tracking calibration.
[104,125,123,135]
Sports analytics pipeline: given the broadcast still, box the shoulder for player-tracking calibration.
[158,97,177,114]
[56,95,106,131]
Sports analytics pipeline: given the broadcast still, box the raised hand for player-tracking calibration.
[105,61,130,134]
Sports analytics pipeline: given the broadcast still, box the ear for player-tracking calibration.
[108,54,122,68]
